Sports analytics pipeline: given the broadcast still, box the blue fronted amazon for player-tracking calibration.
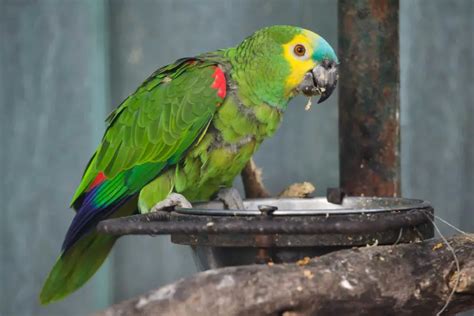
[40,25,338,304]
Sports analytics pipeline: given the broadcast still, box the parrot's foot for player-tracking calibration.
[150,193,192,212]
[216,188,245,210]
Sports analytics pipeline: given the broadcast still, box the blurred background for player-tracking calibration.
[0,0,472,315]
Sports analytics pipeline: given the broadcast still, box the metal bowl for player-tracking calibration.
[97,197,434,270]
[171,197,434,270]
[183,196,431,215]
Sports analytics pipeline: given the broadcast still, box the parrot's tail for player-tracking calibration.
[40,191,138,305]
[39,231,117,304]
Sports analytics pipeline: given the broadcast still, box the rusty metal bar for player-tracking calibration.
[338,0,401,197]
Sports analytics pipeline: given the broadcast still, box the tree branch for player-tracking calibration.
[241,158,270,198]
[95,234,474,316]
[241,158,316,198]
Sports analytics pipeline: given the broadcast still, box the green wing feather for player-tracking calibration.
[40,58,227,304]
[71,59,225,208]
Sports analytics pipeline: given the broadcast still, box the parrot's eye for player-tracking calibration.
[293,44,306,57]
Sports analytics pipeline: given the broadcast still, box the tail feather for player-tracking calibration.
[62,191,129,252]
[40,232,116,304]
[40,196,138,304]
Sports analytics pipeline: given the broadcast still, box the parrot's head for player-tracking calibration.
[230,25,338,108]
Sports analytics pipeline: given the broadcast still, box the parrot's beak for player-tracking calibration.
[297,59,338,104]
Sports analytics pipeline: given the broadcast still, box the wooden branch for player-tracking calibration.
[95,234,474,316]
[241,158,270,198]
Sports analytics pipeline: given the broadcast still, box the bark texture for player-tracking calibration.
[96,234,474,316]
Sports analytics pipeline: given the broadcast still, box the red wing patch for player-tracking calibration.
[88,171,107,190]
[211,66,227,100]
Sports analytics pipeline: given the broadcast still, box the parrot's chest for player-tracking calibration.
[175,98,282,200]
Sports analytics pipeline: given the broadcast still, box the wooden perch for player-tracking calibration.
[241,158,270,198]
[95,234,474,316]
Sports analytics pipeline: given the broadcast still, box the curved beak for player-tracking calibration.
[297,59,338,104]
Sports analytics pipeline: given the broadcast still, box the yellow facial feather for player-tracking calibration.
[282,31,319,95]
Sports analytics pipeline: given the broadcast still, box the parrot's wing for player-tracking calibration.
[64,58,227,250]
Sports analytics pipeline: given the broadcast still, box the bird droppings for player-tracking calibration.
[340,279,354,290]
[419,279,431,289]
[216,275,236,289]
[366,239,379,247]
[206,222,215,227]
[135,283,176,309]
[414,288,422,299]
[296,257,311,266]
[201,269,220,276]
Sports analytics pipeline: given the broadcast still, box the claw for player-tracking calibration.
[216,187,245,210]
[150,193,192,212]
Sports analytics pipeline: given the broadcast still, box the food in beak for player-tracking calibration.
[297,59,338,104]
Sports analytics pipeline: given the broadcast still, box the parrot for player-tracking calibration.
[40,25,338,304]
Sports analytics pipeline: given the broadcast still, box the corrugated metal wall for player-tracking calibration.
[0,1,112,315]
[0,1,472,315]
[400,0,473,237]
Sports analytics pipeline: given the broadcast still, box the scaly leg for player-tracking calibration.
[150,193,192,212]
[215,187,245,210]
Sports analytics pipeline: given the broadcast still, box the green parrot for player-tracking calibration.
[40,25,338,304]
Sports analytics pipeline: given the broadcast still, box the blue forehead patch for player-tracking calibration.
[313,36,338,63]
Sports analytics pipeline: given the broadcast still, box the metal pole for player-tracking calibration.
[338,0,400,197]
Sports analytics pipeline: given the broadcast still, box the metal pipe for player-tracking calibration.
[338,0,401,197]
